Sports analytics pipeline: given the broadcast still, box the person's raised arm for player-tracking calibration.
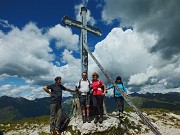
[106,84,114,90]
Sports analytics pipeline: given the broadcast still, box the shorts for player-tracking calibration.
[79,95,90,107]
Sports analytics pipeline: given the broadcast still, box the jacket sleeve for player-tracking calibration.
[123,85,127,93]
[107,84,114,89]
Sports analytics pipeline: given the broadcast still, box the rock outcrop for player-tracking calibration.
[3,111,180,135]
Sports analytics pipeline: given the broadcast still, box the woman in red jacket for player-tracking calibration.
[91,72,106,124]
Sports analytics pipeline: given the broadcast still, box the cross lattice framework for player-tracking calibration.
[62,7,102,76]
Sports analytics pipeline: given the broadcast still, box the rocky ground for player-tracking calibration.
[1,110,179,135]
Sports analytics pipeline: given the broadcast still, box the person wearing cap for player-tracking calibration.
[107,76,127,117]
[91,72,107,124]
[43,76,75,135]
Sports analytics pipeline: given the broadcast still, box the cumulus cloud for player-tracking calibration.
[48,24,79,51]
[92,28,157,79]
[91,27,180,92]
[0,22,53,78]
[128,66,158,86]
[1,3,180,99]
[102,0,180,60]
[138,84,180,94]
[0,20,84,98]
[0,84,49,100]
[0,84,30,97]
[0,21,81,85]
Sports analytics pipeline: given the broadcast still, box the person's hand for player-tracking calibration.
[78,90,82,95]
[102,92,106,96]
[75,87,79,91]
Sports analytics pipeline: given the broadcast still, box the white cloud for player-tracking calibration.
[75,4,96,26]
[48,24,79,51]
[0,84,13,92]
[128,66,158,86]
[24,87,49,100]
[61,49,80,66]
[138,84,180,94]
[0,22,54,79]
[0,19,14,28]
[0,21,82,86]
[0,84,49,100]
[91,27,180,93]
[0,84,30,97]
[1,17,180,99]
[0,74,10,81]
[92,28,158,78]
[102,0,180,60]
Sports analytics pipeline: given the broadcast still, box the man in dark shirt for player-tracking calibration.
[43,76,75,135]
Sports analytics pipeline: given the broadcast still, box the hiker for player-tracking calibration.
[91,72,107,124]
[43,76,75,135]
[107,76,127,117]
[76,71,91,123]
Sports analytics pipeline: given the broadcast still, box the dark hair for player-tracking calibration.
[116,76,122,83]
[55,76,61,82]
[116,76,121,81]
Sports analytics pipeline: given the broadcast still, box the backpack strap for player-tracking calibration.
[98,80,104,92]
[78,79,81,89]
[78,79,91,89]
[122,83,125,91]
[87,79,91,89]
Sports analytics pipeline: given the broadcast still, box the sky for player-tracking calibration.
[0,0,180,100]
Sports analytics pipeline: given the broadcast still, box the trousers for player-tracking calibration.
[92,95,104,116]
[50,103,62,131]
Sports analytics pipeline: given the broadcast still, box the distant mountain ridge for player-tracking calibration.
[0,96,72,122]
[0,92,179,122]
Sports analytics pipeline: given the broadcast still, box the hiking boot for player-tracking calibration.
[99,116,103,124]
[54,130,61,135]
[87,116,91,123]
[50,130,54,135]
[94,116,99,124]
[83,116,86,123]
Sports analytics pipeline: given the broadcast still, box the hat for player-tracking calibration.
[116,76,121,80]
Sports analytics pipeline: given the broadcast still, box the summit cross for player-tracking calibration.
[62,7,102,76]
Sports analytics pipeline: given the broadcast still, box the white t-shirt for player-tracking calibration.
[78,79,91,95]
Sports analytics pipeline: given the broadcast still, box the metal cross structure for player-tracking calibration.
[62,7,102,76]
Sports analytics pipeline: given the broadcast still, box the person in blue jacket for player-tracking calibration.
[107,76,127,116]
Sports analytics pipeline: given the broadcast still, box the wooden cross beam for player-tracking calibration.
[62,7,102,76]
